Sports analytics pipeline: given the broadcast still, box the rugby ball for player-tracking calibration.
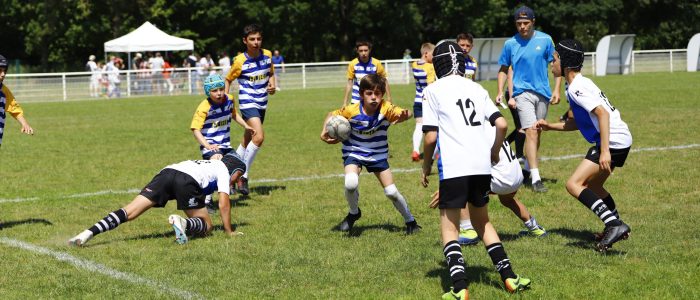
[326,115,351,141]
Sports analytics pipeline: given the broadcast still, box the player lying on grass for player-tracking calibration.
[321,74,420,235]
[191,73,254,213]
[0,54,34,147]
[421,41,531,299]
[534,39,632,252]
[68,153,246,246]
[429,120,547,246]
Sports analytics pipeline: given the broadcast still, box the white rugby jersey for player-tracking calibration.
[165,160,231,195]
[422,75,501,180]
[566,74,632,149]
[486,123,523,194]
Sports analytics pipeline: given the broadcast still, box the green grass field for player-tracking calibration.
[1,72,699,299]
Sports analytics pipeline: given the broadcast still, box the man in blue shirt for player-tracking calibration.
[495,5,562,192]
[271,50,285,91]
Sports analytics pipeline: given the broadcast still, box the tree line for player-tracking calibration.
[1,0,698,72]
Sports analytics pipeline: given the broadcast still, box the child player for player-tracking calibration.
[68,153,246,246]
[224,24,276,196]
[342,40,391,106]
[410,43,435,162]
[421,41,531,298]
[0,54,34,147]
[456,33,478,81]
[191,74,255,212]
[321,74,420,235]
[534,39,632,252]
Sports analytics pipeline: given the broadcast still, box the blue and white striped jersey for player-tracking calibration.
[346,57,387,104]
[331,101,405,162]
[190,94,235,156]
[412,60,435,104]
[226,49,274,110]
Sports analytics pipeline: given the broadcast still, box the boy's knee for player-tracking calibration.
[344,173,359,191]
[384,184,399,201]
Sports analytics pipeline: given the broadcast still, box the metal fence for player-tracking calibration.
[4,49,691,103]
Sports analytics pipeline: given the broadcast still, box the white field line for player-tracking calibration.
[0,237,203,300]
[1,143,698,204]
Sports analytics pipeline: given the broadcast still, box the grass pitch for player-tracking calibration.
[1,72,699,299]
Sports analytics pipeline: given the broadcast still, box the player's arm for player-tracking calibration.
[421,89,438,187]
[496,65,510,107]
[491,115,507,165]
[233,110,256,137]
[6,93,33,135]
[342,62,355,106]
[320,111,341,144]
[384,81,392,103]
[225,58,242,93]
[534,116,577,131]
[377,62,392,103]
[267,56,276,95]
[218,191,233,234]
[388,104,411,124]
[592,105,612,172]
[551,75,562,105]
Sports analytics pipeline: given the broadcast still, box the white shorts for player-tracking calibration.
[490,159,524,195]
[515,91,549,129]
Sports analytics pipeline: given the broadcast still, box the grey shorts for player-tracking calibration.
[515,91,549,129]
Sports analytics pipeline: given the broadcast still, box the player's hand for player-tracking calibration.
[211,153,223,160]
[491,148,500,165]
[550,94,560,105]
[267,83,276,95]
[227,231,244,237]
[21,125,34,135]
[599,150,612,173]
[206,144,220,151]
[392,109,411,124]
[245,125,257,137]
[508,98,517,109]
[320,132,340,144]
[495,93,504,106]
[421,172,430,188]
[533,119,549,131]
[429,190,440,209]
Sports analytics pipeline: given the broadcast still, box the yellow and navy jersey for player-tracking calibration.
[0,84,25,146]
[190,94,236,156]
[411,60,435,104]
[331,101,405,162]
[464,54,478,80]
[346,57,387,104]
[226,49,274,110]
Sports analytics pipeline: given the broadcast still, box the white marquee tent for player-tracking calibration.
[104,21,193,53]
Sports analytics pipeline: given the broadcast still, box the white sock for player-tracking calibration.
[205,194,212,204]
[412,123,423,152]
[236,144,245,157]
[460,219,473,230]
[530,168,541,182]
[243,143,260,178]
[345,189,359,215]
[385,184,414,222]
[524,215,539,230]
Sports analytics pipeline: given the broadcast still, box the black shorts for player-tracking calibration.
[585,146,630,168]
[240,108,266,123]
[139,168,205,210]
[439,175,492,209]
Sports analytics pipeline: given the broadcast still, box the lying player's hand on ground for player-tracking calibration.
[227,231,244,237]
[429,190,440,209]
[599,150,612,173]
[508,98,517,109]
[21,125,34,135]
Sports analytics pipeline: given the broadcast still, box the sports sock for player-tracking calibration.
[514,132,525,158]
[602,194,619,219]
[577,188,622,226]
[185,217,207,235]
[485,242,517,282]
[412,123,422,152]
[530,168,541,182]
[524,215,539,230]
[460,219,474,231]
[204,194,212,205]
[345,189,359,215]
[443,240,468,293]
[243,143,260,178]
[88,208,128,236]
[385,184,415,222]
[236,144,245,157]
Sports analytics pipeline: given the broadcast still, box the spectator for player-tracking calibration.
[106,56,122,98]
[139,53,152,95]
[132,53,143,94]
[162,59,174,95]
[87,55,100,98]
[149,52,165,95]
[495,5,562,192]
[218,52,231,76]
[271,50,285,91]
[185,53,199,93]
[402,48,412,59]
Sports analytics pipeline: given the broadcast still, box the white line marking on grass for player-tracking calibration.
[0,237,204,300]
[1,143,698,204]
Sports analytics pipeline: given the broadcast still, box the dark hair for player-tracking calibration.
[356,40,372,50]
[359,74,386,95]
[456,33,474,43]
[243,24,262,38]
[556,39,585,73]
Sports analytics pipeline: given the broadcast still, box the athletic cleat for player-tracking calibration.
[168,214,189,245]
[237,177,249,196]
[532,180,548,193]
[405,220,422,235]
[411,151,420,162]
[519,225,548,237]
[338,209,361,232]
[458,228,479,245]
[442,287,469,300]
[68,230,94,247]
[504,275,532,293]
[596,222,631,252]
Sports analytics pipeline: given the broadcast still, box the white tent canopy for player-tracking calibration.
[104,21,193,53]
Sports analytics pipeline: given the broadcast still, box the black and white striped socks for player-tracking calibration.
[88,208,128,236]
[578,188,621,226]
[185,217,207,235]
[443,240,467,292]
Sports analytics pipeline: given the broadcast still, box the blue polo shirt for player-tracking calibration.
[498,30,555,99]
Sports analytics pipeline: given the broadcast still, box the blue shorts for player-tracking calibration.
[240,108,266,123]
[202,147,233,160]
[413,102,423,118]
[344,156,389,173]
